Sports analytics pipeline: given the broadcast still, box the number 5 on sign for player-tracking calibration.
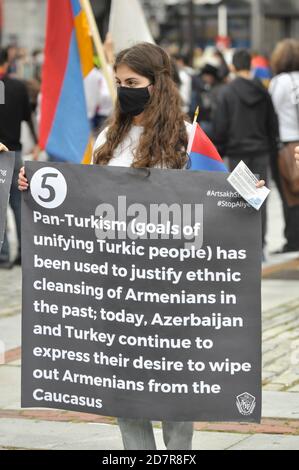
[30,167,68,209]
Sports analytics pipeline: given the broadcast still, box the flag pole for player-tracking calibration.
[80,0,116,102]
[193,106,199,124]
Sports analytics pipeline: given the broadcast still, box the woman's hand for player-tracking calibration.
[295,146,299,169]
[0,143,9,152]
[18,166,29,191]
[256,179,265,188]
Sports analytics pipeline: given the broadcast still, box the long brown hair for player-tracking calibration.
[93,43,189,169]
[271,39,299,75]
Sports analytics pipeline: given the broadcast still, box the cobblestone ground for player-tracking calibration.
[262,297,299,392]
[0,260,299,449]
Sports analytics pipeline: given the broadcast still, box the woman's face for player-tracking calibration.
[115,64,152,89]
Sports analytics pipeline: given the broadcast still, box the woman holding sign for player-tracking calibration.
[18,43,264,451]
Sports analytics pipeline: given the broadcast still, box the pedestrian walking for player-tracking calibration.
[269,39,299,253]
[212,49,279,254]
[0,47,39,269]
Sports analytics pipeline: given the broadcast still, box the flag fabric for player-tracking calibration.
[251,55,272,88]
[187,122,228,172]
[251,55,272,79]
[39,0,94,163]
[109,0,155,54]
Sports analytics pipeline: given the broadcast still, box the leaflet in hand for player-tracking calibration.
[227,160,270,210]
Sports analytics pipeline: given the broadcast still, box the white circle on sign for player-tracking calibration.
[30,167,67,209]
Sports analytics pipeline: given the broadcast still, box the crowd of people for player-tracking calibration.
[1,38,299,268]
[172,40,299,256]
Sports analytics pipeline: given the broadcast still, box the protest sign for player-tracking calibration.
[22,162,261,422]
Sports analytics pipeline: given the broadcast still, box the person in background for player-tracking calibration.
[190,63,225,137]
[295,146,299,168]
[213,49,230,83]
[173,53,193,114]
[88,33,114,133]
[269,39,299,253]
[251,52,272,88]
[6,43,18,77]
[31,49,44,83]
[0,47,39,269]
[84,66,114,135]
[212,49,279,255]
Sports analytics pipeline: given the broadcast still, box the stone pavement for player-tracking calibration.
[0,184,299,450]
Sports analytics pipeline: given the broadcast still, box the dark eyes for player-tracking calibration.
[115,81,138,88]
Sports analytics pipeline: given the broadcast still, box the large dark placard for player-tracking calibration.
[21,162,262,422]
[0,152,15,249]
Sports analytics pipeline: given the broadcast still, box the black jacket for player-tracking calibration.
[0,75,31,151]
[212,77,279,161]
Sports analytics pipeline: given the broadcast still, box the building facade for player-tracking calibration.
[0,0,110,51]
[143,0,299,54]
[0,0,298,54]
[1,0,47,51]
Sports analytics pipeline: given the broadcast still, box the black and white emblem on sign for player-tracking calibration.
[236,393,256,416]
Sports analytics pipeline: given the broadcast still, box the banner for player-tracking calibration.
[39,0,93,163]
[21,162,261,422]
[109,0,155,54]
[0,152,15,249]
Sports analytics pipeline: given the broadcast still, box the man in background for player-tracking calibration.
[0,47,38,269]
[212,49,279,254]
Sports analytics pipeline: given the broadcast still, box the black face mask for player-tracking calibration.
[117,85,151,116]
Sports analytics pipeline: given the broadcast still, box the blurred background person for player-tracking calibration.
[269,39,299,253]
[213,49,230,83]
[251,52,272,88]
[84,63,114,136]
[173,53,193,114]
[6,43,18,77]
[0,47,38,269]
[212,49,279,255]
[190,61,226,137]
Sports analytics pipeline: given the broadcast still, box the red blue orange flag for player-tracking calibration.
[39,0,94,163]
[187,122,228,172]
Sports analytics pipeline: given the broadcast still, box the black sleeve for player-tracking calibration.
[211,90,229,156]
[21,82,32,122]
[266,93,281,188]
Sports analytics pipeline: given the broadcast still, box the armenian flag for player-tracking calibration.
[39,0,94,163]
[251,55,272,88]
[187,120,228,173]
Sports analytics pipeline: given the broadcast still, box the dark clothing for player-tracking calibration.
[212,76,278,250]
[190,76,223,123]
[229,154,269,247]
[277,142,299,251]
[212,77,279,161]
[0,152,22,262]
[0,75,32,151]
[284,205,299,251]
